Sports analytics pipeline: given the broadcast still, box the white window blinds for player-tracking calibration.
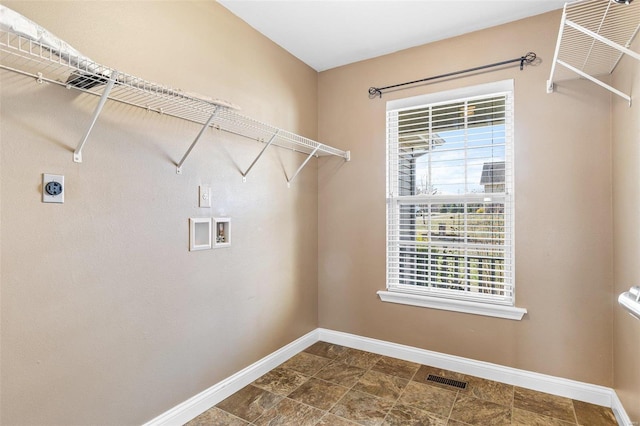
[386,81,514,306]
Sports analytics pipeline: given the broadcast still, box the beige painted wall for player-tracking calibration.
[612,35,640,422]
[0,2,319,424]
[318,10,614,387]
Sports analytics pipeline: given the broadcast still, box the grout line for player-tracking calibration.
[446,390,461,424]
[571,399,579,425]
[320,348,381,418]
[510,384,515,425]
[380,365,423,424]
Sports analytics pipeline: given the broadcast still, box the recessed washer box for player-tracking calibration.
[213,217,231,248]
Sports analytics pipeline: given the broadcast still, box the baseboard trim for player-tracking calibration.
[611,391,634,426]
[317,328,613,406]
[142,329,319,426]
[144,327,632,426]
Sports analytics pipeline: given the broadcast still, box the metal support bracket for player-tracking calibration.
[547,1,640,107]
[555,59,632,106]
[176,109,219,174]
[73,72,118,163]
[241,130,279,182]
[286,146,320,187]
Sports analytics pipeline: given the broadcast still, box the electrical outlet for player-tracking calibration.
[43,174,64,203]
[199,185,211,208]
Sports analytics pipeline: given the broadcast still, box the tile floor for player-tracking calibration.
[186,342,619,426]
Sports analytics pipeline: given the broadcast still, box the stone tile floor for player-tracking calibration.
[185,342,619,425]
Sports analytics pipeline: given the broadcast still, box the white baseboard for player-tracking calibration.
[317,328,632,425]
[142,329,319,426]
[144,327,633,426]
[611,391,635,426]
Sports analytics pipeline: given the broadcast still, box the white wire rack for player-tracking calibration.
[0,28,350,182]
[547,0,640,105]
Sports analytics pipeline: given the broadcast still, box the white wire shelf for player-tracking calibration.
[0,27,350,180]
[547,0,640,105]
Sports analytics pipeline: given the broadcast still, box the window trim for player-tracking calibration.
[377,290,527,320]
[383,80,526,320]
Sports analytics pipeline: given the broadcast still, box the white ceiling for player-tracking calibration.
[218,0,567,71]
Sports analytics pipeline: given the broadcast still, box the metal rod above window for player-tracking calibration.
[368,52,536,98]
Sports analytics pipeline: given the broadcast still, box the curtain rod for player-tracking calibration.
[368,52,537,98]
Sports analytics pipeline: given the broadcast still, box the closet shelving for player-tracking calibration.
[0,27,350,182]
[547,0,640,105]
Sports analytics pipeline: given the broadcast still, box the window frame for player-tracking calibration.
[380,80,526,320]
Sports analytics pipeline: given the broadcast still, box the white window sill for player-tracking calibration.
[377,290,527,320]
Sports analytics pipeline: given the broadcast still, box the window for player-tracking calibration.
[380,80,526,320]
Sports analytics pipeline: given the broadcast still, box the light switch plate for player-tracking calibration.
[43,174,64,203]
[199,185,211,208]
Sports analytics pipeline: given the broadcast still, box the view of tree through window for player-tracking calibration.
[387,89,514,305]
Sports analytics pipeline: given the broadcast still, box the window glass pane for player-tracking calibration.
[388,87,513,305]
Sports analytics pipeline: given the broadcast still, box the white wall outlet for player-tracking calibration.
[199,185,211,208]
[42,174,64,203]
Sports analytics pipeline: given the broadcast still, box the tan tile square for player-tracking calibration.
[514,387,576,423]
[335,348,382,369]
[252,397,325,426]
[252,367,309,396]
[397,381,457,417]
[372,356,421,380]
[353,369,409,401]
[185,407,250,426]
[382,402,447,426]
[287,377,349,410]
[512,407,576,425]
[315,361,367,387]
[330,389,394,425]
[449,394,511,425]
[216,385,283,423]
[446,421,471,426]
[317,413,361,425]
[573,400,617,426]
[280,352,331,375]
[304,341,349,359]
[462,375,514,406]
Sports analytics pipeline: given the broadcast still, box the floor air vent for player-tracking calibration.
[426,374,468,390]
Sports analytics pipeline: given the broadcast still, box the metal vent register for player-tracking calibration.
[426,374,468,390]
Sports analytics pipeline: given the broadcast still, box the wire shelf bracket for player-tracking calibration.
[74,72,118,163]
[241,130,279,182]
[547,0,640,106]
[0,18,350,179]
[176,109,219,175]
[287,145,320,187]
